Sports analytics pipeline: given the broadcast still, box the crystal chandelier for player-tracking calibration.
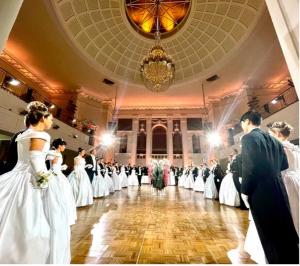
[140,4,175,92]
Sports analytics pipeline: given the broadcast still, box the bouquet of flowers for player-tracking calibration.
[32,171,52,189]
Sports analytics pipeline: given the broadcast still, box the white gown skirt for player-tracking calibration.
[68,169,93,207]
[204,173,218,199]
[178,174,187,187]
[56,171,77,225]
[282,170,299,235]
[193,175,205,192]
[169,172,176,186]
[218,173,240,206]
[184,174,195,189]
[119,172,128,187]
[128,172,139,186]
[244,211,266,264]
[0,163,50,263]
[43,175,71,264]
[112,172,122,191]
[104,174,115,193]
[92,173,110,197]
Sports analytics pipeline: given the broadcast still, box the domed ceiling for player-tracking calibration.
[50,0,265,86]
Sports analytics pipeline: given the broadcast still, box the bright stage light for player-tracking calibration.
[101,132,115,146]
[8,78,20,86]
[207,132,222,146]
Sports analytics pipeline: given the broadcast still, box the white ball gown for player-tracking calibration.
[193,169,205,192]
[204,166,218,199]
[0,129,51,263]
[112,167,122,191]
[48,150,77,226]
[119,166,128,188]
[282,140,299,235]
[92,168,109,198]
[128,169,139,186]
[178,169,187,187]
[169,170,176,186]
[184,170,195,189]
[68,156,93,207]
[104,168,115,193]
[244,211,267,264]
[218,163,240,206]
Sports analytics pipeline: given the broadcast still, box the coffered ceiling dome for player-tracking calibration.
[50,0,265,86]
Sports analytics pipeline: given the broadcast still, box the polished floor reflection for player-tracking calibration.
[71,186,254,264]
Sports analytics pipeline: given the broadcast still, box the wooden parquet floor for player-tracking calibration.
[71,186,255,264]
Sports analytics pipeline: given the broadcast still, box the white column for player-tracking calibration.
[0,0,23,52]
[180,118,189,167]
[146,118,152,165]
[265,0,299,96]
[131,118,138,165]
[167,118,173,163]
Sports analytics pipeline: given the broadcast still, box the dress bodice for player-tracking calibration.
[47,150,63,171]
[74,156,86,170]
[283,141,300,171]
[15,128,50,163]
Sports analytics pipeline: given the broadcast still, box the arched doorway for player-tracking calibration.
[152,125,167,154]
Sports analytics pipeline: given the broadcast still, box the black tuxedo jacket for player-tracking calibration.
[85,155,97,179]
[241,128,298,263]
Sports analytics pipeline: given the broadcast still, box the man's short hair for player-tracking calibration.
[240,110,262,126]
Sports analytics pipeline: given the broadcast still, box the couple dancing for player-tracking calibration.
[151,159,170,193]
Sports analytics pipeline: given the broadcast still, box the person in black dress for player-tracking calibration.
[240,110,298,263]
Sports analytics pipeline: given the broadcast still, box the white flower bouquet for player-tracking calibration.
[32,171,52,189]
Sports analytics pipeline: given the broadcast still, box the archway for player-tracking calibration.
[152,125,167,154]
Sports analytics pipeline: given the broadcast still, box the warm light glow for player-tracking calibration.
[271,99,277,104]
[50,104,55,109]
[8,78,20,86]
[207,132,222,147]
[101,132,115,146]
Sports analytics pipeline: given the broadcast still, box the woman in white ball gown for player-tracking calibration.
[184,167,195,189]
[47,138,77,225]
[112,165,122,190]
[169,167,176,186]
[0,101,70,263]
[128,167,139,186]
[204,160,218,199]
[193,166,205,192]
[219,154,240,207]
[68,148,93,207]
[178,168,188,187]
[92,162,109,198]
[104,168,115,193]
[119,165,128,188]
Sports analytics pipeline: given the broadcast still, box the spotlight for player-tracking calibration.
[8,78,20,86]
[101,132,114,146]
[271,99,277,104]
[72,119,76,124]
[207,132,222,147]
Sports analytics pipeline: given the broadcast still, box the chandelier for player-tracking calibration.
[137,1,185,92]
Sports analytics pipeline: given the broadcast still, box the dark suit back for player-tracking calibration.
[241,128,298,263]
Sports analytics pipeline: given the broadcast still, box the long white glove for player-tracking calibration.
[85,164,93,169]
[29,150,51,188]
[61,164,68,171]
[241,193,250,209]
[52,163,61,175]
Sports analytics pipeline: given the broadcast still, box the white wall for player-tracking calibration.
[0,88,92,151]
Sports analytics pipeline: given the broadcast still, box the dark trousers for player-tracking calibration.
[232,174,247,209]
[137,175,142,186]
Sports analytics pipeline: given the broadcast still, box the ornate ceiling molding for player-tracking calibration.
[0,50,65,95]
[48,0,265,86]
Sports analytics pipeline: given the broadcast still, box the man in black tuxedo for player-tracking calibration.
[213,160,224,194]
[85,148,97,183]
[202,163,210,183]
[230,150,247,210]
[192,166,199,181]
[98,158,106,177]
[240,110,298,263]
[136,165,142,186]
